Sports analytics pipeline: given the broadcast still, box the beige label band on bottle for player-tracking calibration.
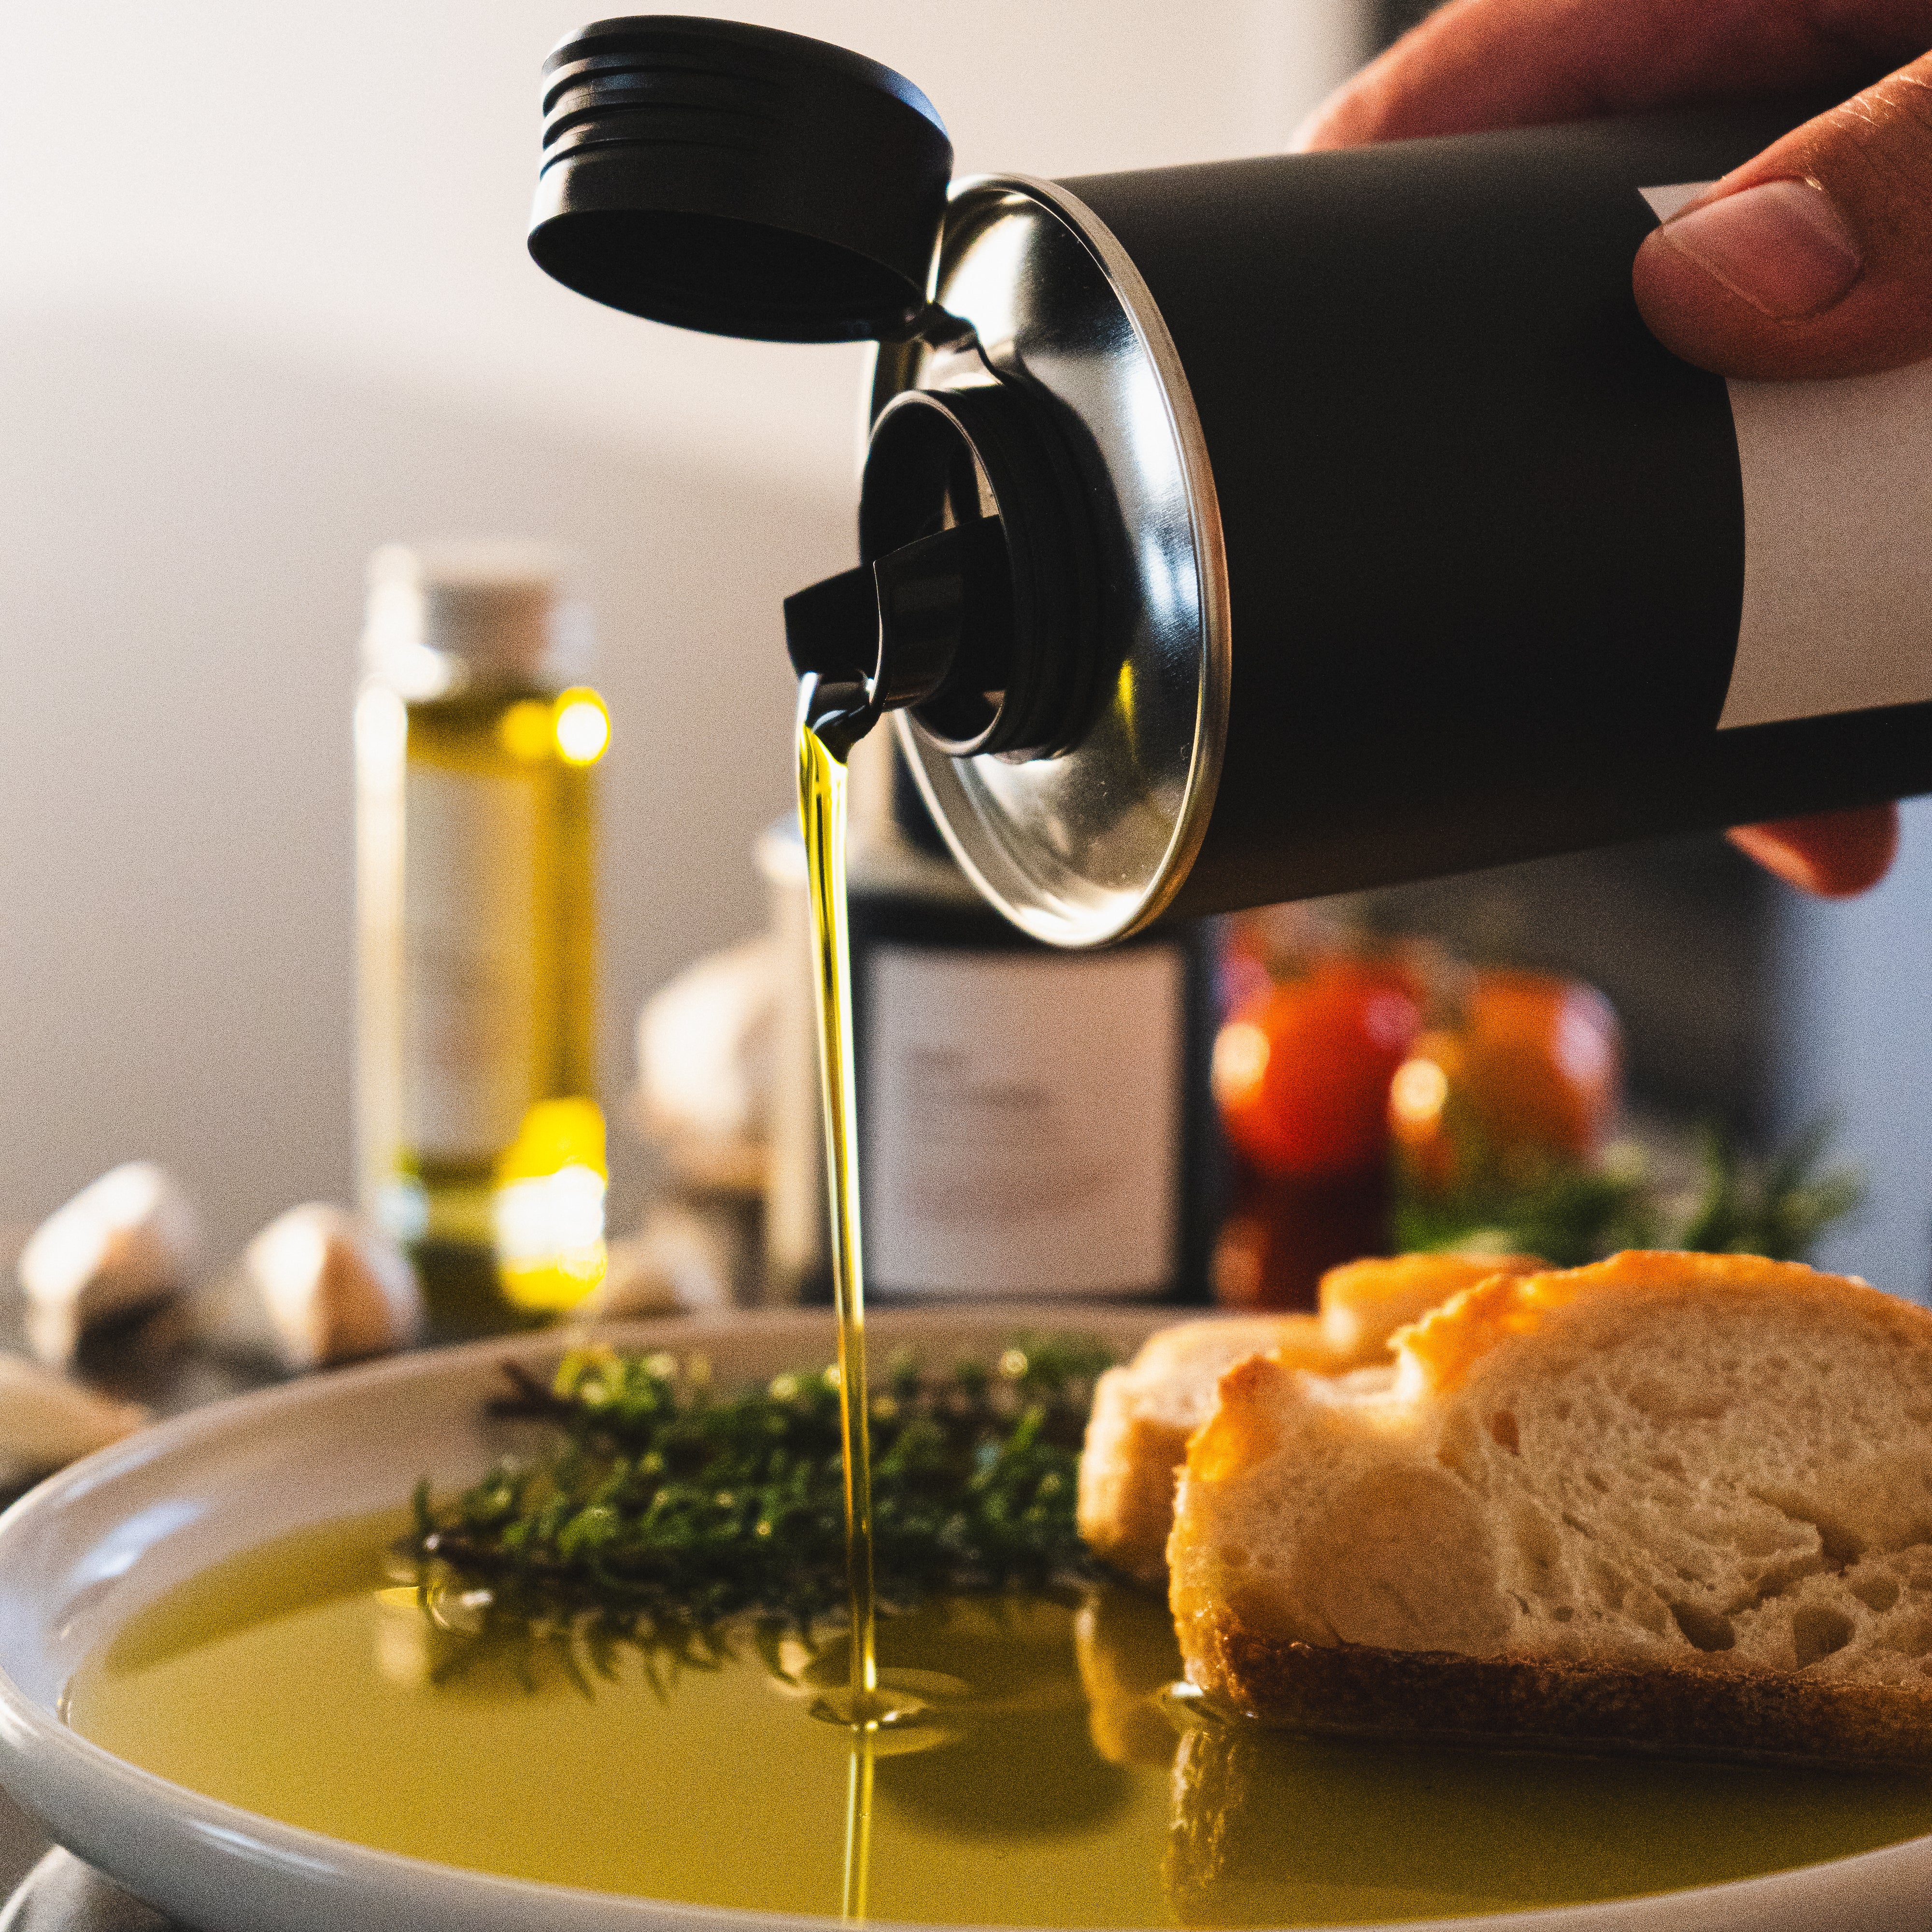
[401,763,540,1160]
[1642,182,1932,731]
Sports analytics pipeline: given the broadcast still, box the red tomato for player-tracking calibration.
[1213,958,1422,1180]
[1390,969,1621,1190]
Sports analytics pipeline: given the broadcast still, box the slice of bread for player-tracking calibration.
[1081,1316,1326,1586]
[1313,1250,1546,1362]
[1078,1252,1542,1582]
[1170,1250,1932,1764]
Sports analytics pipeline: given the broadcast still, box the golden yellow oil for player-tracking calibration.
[796,706,878,1724]
[355,681,608,1335]
[65,1513,1932,1926]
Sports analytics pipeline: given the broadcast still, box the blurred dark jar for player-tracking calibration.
[762,741,1219,1303]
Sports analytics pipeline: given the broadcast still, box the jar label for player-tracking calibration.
[863,943,1183,1296]
[401,764,540,1160]
[1644,183,1932,731]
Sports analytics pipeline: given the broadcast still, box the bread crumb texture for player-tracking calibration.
[1171,1252,1932,1752]
[1078,1253,1542,1584]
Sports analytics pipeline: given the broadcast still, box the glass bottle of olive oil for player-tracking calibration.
[355,543,610,1337]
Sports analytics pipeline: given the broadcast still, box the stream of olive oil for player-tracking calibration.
[66,1511,1932,1926]
[797,696,884,1915]
[800,696,912,1917]
[796,700,878,1720]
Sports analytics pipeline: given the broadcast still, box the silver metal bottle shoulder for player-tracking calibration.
[870,175,1230,949]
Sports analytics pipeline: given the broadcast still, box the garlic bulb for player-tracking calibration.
[18,1162,200,1365]
[587,1204,738,1319]
[242,1204,423,1371]
[0,1354,146,1489]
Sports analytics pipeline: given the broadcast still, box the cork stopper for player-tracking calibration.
[361,541,593,695]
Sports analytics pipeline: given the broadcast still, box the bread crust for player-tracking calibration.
[1396,1248,1929,1395]
[1170,1250,1932,1765]
[1191,1606,1932,1767]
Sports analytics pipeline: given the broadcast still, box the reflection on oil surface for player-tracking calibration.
[64,1512,1932,1927]
[1165,1709,1932,1927]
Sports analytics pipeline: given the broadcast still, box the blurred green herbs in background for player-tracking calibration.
[1394,1119,1862,1269]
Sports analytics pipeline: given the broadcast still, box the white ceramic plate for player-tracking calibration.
[0,1306,1929,1932]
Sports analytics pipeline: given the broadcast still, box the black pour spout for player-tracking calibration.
[524,20,1104,770]
[793,380,1105,765]
[784,519,1012,761]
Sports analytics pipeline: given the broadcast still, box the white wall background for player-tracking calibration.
[0,0,1369,1262]
[5,0,1926,1299]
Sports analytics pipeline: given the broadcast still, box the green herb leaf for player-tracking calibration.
[1676,1119,1864,1263]
[408,1336,1113,1646]
[1393,1118,1861,1268]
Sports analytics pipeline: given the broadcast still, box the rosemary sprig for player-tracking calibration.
[1392,1144,1658,1267]
[1676,1118,1865,1262]
[409,1335,1114,1643]
[1393,1118,1861,1268]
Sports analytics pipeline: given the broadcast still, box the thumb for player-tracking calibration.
[1634,52,1932,380]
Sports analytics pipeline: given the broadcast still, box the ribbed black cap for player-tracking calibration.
[530,15,952,343]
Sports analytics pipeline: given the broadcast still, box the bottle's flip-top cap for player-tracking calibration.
[530,15,952,343]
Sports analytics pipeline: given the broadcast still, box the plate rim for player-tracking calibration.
[0,1306,1929,1932]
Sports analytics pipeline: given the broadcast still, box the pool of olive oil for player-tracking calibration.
[65,1511,1932,1926]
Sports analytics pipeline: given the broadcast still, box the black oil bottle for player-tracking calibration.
[528,18,1932,944]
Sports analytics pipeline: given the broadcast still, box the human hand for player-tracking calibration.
[1300,0,1932,896]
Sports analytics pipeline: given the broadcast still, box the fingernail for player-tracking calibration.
[1656,179,1862,318]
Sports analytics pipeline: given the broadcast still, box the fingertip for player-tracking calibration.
[1634,55,1932,381]
[1290,88,1353,153]
[1633,226,1747,371]
[1649,180,1862,320]
[1727,804,1900,897]
[1292,70,1399,151]
[1632,174,1875,377]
